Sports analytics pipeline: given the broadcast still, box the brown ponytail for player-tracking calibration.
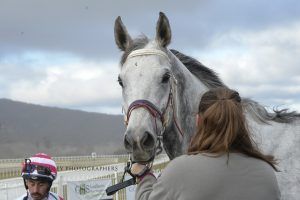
[188,87,278,171]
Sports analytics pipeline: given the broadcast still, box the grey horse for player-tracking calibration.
[114,12,300,199]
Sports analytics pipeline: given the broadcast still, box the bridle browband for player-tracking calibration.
[123,49,184,158]
[127,48,170,61]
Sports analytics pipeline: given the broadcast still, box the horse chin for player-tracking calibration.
[131,150,155,164]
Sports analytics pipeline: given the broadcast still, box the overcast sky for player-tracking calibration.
[1,0,299,114]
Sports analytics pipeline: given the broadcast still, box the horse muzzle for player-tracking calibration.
[124,129,157,163]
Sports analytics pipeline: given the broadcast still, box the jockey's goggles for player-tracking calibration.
[22,159,52,176]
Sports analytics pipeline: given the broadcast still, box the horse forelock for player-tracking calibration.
[120,35,150,65]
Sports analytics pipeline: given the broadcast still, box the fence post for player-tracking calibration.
[114,172,119,200]
[58,175,63,197]
[5,183,8,200]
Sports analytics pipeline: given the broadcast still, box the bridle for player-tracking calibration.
[123,49,184,159]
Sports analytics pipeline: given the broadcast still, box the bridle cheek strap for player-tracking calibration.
[126,99,164,137]
[125,99,166,155]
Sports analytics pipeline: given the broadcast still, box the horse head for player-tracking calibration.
[114,13,186,163]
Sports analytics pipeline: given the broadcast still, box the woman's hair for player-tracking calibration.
[188,87,278,171]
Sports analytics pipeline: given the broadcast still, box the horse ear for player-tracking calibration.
[155,12,172,47]
[114,16,133,51]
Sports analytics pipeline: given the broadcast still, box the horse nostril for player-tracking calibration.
[124,134,133,151]
[141,131,155,150]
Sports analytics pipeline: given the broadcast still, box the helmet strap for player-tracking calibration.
[48,181,53,192]
[23,178,28,190]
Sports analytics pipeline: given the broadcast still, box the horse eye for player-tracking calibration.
[117,76,123,87]
[162,73,170,83]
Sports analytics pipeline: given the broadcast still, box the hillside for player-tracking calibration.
[0,99,126,159]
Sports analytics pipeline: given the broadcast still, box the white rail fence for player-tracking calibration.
[0,154,129,180]
[0,154,169,200]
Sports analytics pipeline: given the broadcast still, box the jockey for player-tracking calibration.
[16,153,63,200]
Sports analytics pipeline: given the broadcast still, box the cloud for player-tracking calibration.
[191,22,300,111]
[1,51,122,113]
[1,0,300,60]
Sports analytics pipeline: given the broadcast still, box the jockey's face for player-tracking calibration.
[26,179,50,200]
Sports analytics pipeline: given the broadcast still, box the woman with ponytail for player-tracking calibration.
[188,87,278,170]
[131,87,280,200]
